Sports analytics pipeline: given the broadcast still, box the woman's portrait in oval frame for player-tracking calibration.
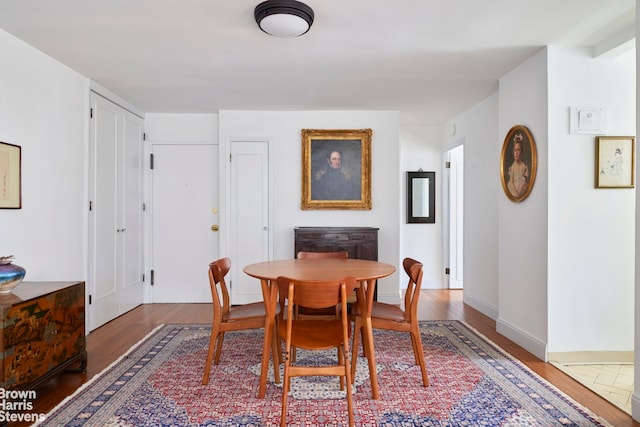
[500,125,537,203]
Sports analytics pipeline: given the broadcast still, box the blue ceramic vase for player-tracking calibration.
[0,256,26,293]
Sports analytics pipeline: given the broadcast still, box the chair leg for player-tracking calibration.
[214,331,225,364]
[410,326,429,387]
[342,346,355,427]
[409,330,421,365]
[338,347,344,390]
[350,316,362,382]
[280,357,291,427]
[203,320,223,385]
[271,323,281,384]
[202,330,218,385]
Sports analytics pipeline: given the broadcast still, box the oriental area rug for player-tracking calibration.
[36,322,611,426]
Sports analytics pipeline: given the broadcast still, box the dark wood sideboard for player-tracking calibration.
[294,226,379,300]
[0,281,87,390]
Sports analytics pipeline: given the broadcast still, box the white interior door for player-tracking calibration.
[89,94,118,330]
[447,145,464,289]
[151,143,219,302]
[88,92,144,331]
[120,113,145,313]
[230,140,270,304]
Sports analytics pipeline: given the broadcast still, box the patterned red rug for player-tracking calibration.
[35,321,611,426]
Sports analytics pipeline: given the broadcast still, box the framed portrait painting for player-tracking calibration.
[301,129,372,210]
[595,136,635,188]
[500,125,537,203]
[0,142,21,209]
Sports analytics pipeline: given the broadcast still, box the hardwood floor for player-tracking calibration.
[23,290,639,427]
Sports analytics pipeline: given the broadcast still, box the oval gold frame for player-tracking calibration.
[500,125,537,203]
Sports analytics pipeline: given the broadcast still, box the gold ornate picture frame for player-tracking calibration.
[595,136,635,188]
[301,129,372,210]
[0,141,22,209]
[500,125,537,203]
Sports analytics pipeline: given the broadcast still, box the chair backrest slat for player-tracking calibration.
[209,257,232,315]
[402,257,423,322]
[277,276,357,310]
[296,251,349,260]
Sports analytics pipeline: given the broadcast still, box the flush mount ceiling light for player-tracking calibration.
[254,0,314,37]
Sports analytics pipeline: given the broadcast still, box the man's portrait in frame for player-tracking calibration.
[301,129,371,210]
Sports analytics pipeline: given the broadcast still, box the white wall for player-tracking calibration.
[0,29,88,281]
[445,94,500,319]
[547,47,635,354]
[635,5,640,420]
[400,126,444,290]
[145,113,219,143]
[218,110,401,302]
[497,48,550,360]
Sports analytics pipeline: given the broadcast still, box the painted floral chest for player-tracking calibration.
[0,281,87,390]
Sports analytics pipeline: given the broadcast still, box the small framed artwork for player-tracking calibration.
[595,136,635,188]
[0,142,22,209]
[407,171,435,223]
[301,129,372,210]
[500,125,537,203]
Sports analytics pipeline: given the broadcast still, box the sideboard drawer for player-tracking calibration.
[349,232,376,241]
[322,233,350,241]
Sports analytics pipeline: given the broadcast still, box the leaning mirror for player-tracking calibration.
[407,171,435,223]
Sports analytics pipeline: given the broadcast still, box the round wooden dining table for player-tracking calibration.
[243,258,395,400]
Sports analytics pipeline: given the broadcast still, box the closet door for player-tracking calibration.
[229,140,270,305]
[88,92,144,331]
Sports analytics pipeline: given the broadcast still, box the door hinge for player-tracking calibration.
[143,132,147,141]
[142,202,146,211]
[150,269,155,285]
[445,267,450,275]
[89,108,93,119]
[142,273,145,282]
[89,294,92,304]
[446,161,451,168]
[89,201,93,211]
[229,153,232,162]
[150,153,154,170]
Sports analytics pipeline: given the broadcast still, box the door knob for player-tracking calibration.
[211,225,219,232]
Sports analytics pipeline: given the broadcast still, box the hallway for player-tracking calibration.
[553,362,634,414]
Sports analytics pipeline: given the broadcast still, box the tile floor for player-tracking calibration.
[552,362,633,414]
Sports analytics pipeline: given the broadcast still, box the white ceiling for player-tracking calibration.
[0,0,635,126]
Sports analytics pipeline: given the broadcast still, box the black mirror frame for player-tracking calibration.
[407,171,435,224]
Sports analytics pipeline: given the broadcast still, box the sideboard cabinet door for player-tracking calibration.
[294,227,380,299]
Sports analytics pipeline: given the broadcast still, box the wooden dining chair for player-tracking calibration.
[277,275,357,427]
[202,257,280,385]
[296,251,352,317]
[350,257,429,387]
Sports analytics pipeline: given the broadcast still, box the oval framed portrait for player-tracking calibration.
[500,125,537,202]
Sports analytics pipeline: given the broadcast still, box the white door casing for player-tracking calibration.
[88,92,144,331]
[229,140,270,305]
[150,143,219,303]
[447,145,464,289]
